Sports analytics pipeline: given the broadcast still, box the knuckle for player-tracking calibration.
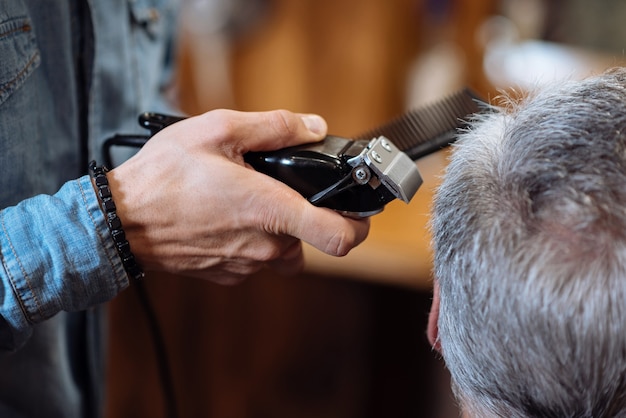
[256,243,283,262]
[205,109,237,139]
[267,109,297,138]
[322,219,369,256]
[325,229,355,257]
[218,264,263,284]
[239,262,265,276]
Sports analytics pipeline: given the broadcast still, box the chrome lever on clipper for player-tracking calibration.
[356,136,422,204]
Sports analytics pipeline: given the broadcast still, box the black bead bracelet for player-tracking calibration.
[89,161,145,281]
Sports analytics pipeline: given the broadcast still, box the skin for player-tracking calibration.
[427,281,441,352]
[105,109,370,284]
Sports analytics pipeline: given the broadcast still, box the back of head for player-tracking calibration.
[432,67,626,417]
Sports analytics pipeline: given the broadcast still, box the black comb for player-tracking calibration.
[356,88,485,160]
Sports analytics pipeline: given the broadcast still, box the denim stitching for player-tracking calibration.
[0,51,39,97]
[0,17,40,99]
[0,21,31,40]
[0,211,43,324]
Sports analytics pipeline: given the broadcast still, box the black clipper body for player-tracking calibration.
[244,135,423,217]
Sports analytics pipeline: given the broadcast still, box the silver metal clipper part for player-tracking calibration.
[350,136,423,203]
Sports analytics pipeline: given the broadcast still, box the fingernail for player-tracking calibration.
[301,114,327,135]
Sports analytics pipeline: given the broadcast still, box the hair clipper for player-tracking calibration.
[106,89,484,218]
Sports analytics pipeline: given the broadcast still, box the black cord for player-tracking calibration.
[103,131,177,417]
[134,280,179,418]
[102,134,150,168]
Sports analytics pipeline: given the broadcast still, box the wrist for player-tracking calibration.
[89,161,144,281]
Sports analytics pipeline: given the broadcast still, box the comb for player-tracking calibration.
[357,88,486,160]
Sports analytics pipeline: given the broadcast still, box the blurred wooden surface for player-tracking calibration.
[106,1,497,417]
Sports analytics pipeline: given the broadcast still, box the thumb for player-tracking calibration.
[283,201,370,257]
[237,110,328,152]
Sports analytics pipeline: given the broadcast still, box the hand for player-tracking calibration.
[107,109,370,284]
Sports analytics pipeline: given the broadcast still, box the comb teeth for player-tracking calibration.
[356,88,486,160]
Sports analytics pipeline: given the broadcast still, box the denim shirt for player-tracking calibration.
[0,0,177,416]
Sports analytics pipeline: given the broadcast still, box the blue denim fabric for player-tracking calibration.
[0,177,128,344]
[0,0,177,416]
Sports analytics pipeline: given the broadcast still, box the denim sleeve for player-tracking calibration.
[0,175,129,349]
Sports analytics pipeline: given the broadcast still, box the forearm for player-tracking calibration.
[0,176,129,349]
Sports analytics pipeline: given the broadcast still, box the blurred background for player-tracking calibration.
[105,0,626,416]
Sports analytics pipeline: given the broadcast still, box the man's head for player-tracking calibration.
[428,67,626,417]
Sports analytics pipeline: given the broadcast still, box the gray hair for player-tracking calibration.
[432,67,626,417]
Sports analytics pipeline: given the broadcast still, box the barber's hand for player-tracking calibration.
[107,109,370,284]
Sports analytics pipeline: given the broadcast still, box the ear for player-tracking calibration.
[427,280,442,353]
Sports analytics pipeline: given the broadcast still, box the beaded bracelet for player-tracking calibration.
[89,161,145,281]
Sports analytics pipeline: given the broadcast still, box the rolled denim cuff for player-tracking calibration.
[0,175,129,348]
